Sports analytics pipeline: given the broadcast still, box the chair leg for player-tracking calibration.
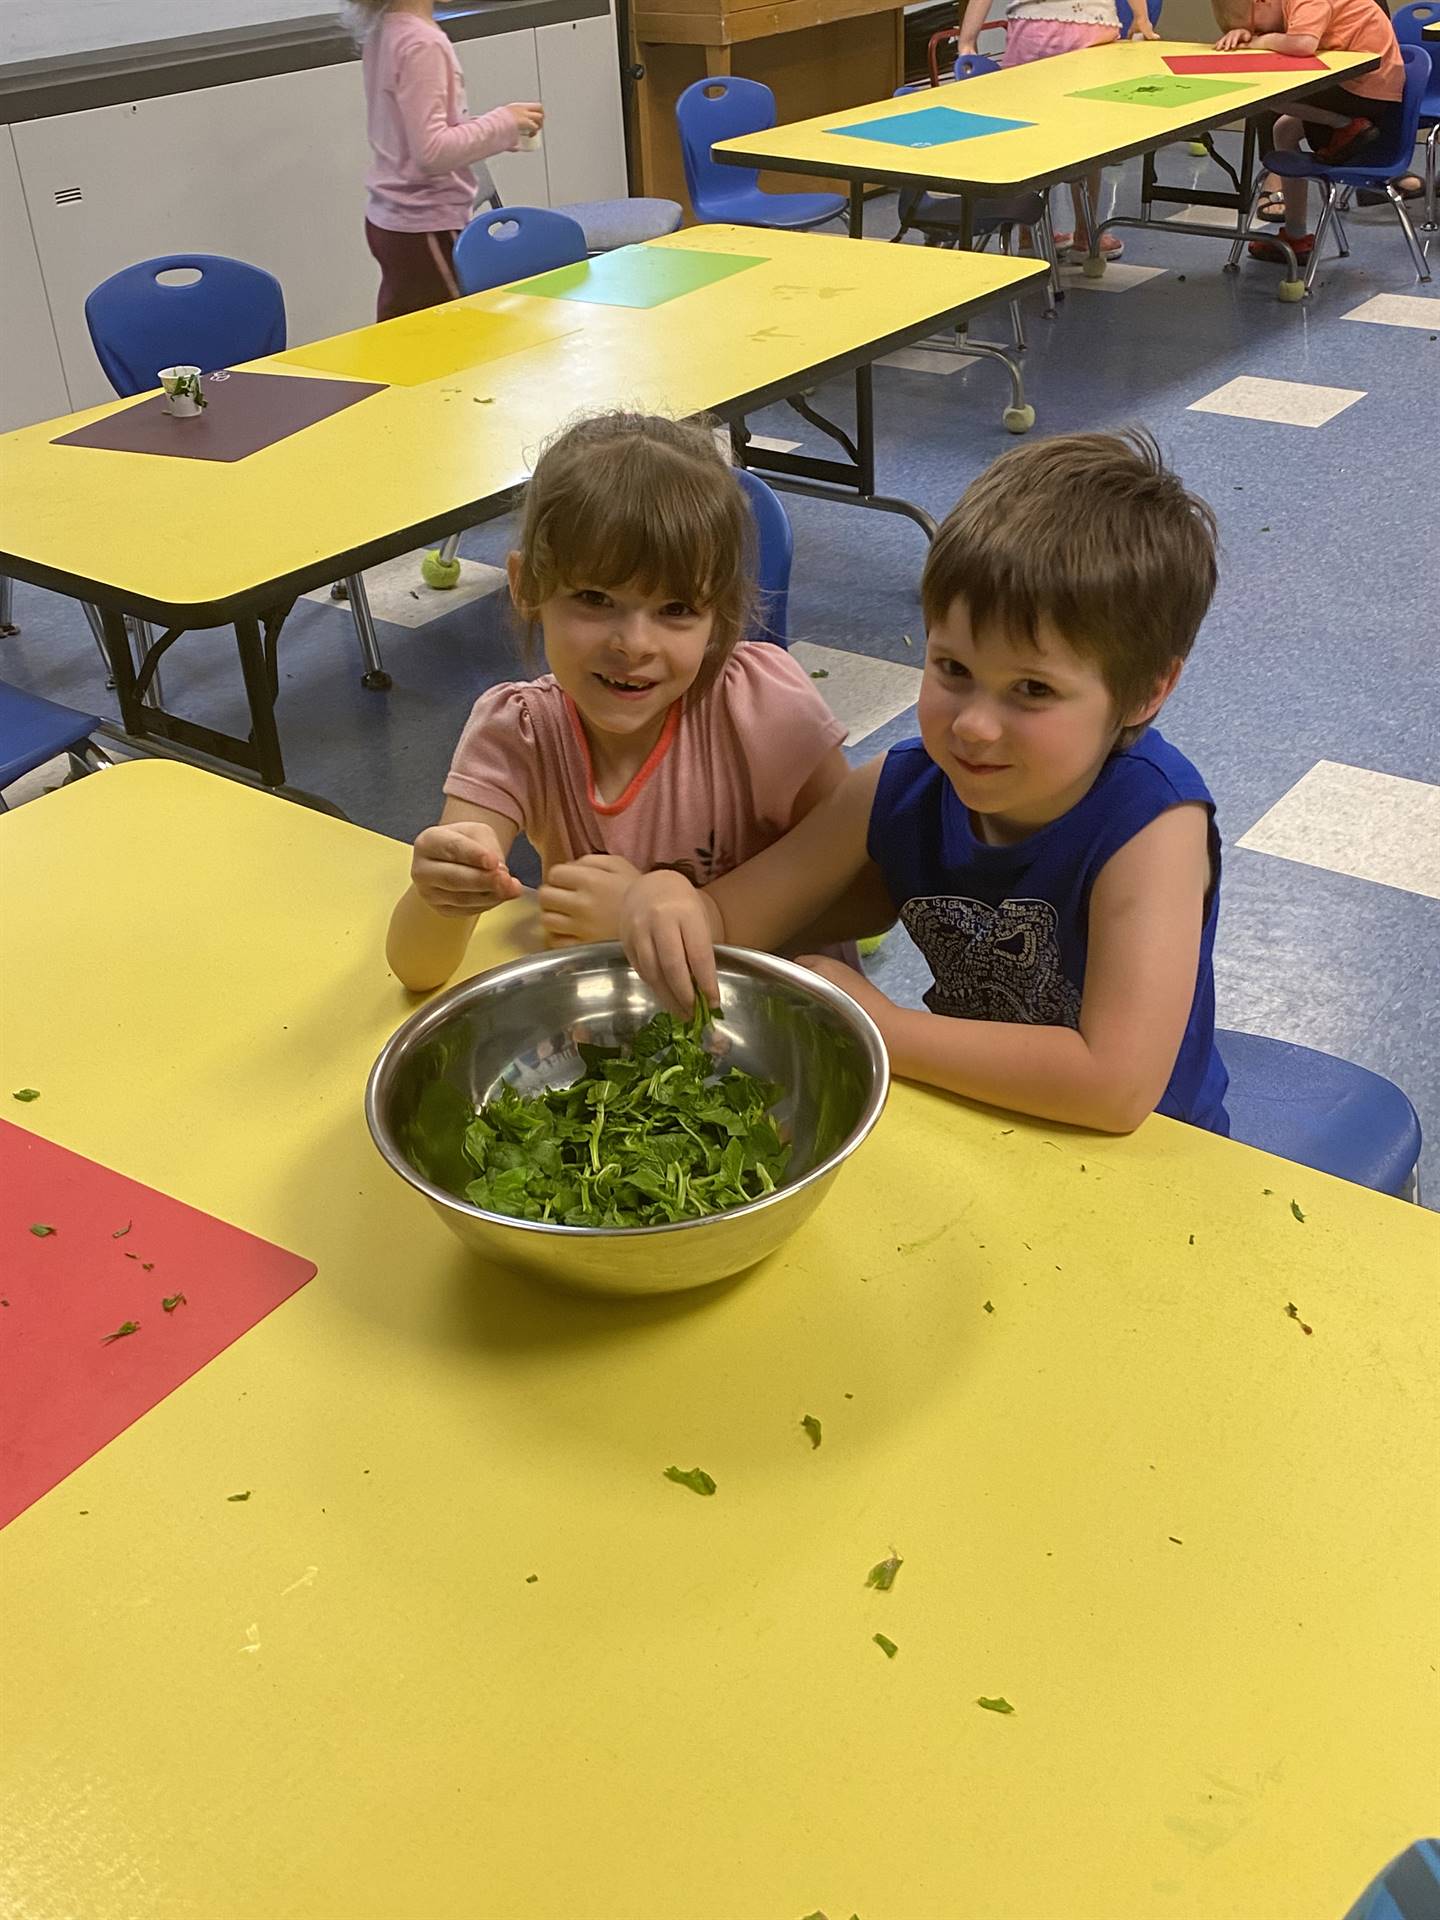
[80,602,115,684]
[1008,298,1027,352]
[1424,122,1438,233]
[437,533,461,567]
[1038,203,1062,311]
[346,574,390,690]
[0,574,15,637]
[1388,181,1433,282]
[1304,182,1335,293]
[1229,175,1265,272]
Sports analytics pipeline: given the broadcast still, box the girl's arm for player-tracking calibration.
[807,803,1211,1133]
[387,798,522,991]
[394,41,539,174]
[956,0,997,53]
[623,760,887,1009]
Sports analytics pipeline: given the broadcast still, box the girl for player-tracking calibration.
[619,432,1230,1137]
[956,0,1159,260]
[387,413,850,991]
[346,0,545,322]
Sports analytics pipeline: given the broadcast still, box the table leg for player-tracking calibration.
[234,615,288,790]
[848,182,865,238]
[0,574,16,638]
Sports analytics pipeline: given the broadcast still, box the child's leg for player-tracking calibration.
[364,223,461,325]
[1069,169,1123,256]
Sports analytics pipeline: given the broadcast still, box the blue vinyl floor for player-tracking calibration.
[4,150,1436,1195]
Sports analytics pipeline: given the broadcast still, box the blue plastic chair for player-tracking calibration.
[470,162,682,255]
[0,679,105,809]
[84,253,285,399]
[675,77,847,230]
[1341,1839,1440,1920]
[1263,44,1434,290]
[452,206,588,294]
[1391,2,1440,224]
[1216,1030,1423,1199]
[83,254,387,685]
[733,468,793,648]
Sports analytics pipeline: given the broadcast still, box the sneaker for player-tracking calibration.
[1314,117,1378,164]
[1247,230,1315,264]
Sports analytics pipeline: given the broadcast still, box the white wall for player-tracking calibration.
[0,129,70,428]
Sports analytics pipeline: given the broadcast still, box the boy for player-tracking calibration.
[1211,0,1407,266]
[617,432,1229,1136]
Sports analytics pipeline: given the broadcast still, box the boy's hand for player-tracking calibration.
[411,821,523,918]
[538,853,640,947]
[620,870,721,1015]
[1214,27,1252,47]
[508,102,545,134]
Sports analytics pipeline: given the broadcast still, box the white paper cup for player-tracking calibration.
[158,365,204,417]
[516,127,543,152]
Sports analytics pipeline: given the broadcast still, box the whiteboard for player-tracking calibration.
[0,2,342,68]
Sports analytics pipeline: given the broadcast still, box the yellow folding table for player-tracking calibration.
[2,761,1437,1920]
[716,41,1379,295]
[0,226,1041,806]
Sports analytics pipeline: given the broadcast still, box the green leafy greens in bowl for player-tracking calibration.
[460,1005,791,1229]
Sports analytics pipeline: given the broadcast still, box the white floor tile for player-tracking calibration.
[1057,262,1168,292]
[0,753,70,810]
[1342,292,1440,332]
[788,641,922,744]
[302,551,507,629]
[876,346,978,376]
[1187,375,1365,428]
[1238,761,1440,900]
[1164,204,1245,227]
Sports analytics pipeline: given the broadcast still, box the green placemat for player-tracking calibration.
[521,246,766,310]
[1069,73,1256,108]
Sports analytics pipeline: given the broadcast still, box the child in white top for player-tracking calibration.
[957,0,1157,259]
[387,413,848,990]
[346,0,544,321]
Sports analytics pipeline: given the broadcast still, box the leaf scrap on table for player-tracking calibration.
[227,1490,252,1502]
[162,1294,187,1314]
[461,1004,789,1228]
[977,1696,1015,1714]
[982,1299,995,1314]
[29,1223,56,1238]
[873,1634,898,1659]
[101,1321,139,1344]
[866,1551,902,1592]
[664,1466,716,1497]
[801,1414,822,1449]
[112,1222,132,1239]
[1285,1301,1313,1336]
[1290,1199,1306,1223]
[12,1088,40,1102]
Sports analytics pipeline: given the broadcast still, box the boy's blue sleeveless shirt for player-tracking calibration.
[866,728,1229,1131]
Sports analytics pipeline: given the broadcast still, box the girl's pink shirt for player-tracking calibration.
[363,12,521,233]
[443,643,847,885]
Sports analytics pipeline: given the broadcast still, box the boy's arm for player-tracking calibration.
[808,803,1211,1133]
[1250,0,1323,54]
[623,759,886,1009]
[387,798,521,991]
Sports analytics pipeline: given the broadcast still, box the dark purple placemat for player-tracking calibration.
[53,369,386,463]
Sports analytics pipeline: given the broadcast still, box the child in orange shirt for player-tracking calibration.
[1211,0,1406,264]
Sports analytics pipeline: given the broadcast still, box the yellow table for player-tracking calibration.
[717,40,1379,289]
[3,761,1437,1920]
[0,226,1041,803]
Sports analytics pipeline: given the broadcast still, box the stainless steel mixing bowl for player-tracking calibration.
[365,944,889,1295]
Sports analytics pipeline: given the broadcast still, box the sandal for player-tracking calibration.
[1257,192,1287,223]
[1068,233,1125,260]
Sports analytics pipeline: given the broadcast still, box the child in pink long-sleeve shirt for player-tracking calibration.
[346,0,544,321]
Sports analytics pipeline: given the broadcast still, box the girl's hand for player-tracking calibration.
[620,871,721,1015]
[508,102,545,135]
[411,821,523,918]
[538,853,640,947]
[1214,27,1251,47]
[798,954,896,1033]
[1127,13,1160,37]
[956,39,979,55]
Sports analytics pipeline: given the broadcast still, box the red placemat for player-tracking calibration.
[51,369,384,463]
[1164,52,1326,72]
[0,1121,316,1529]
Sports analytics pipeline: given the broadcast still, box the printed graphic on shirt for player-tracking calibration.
[902,895,1083,1028]
[650,827,721,888]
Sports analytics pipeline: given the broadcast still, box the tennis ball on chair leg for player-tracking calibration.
[1277,278,1306,302]
[421,550,462,590]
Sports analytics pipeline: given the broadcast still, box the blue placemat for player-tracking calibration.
[827,104,1033,148]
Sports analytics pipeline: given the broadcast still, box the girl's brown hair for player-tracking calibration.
[922,430,1218,743]
[512,412,754,700]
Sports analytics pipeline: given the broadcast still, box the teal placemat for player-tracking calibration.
[828,104,1033,147]
[1069,73,1256,108]
[521,247,766,309]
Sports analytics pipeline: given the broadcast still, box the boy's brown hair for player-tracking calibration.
[513,411,754,700]
[1209,0,1251,28]
[921,430,1218,738]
